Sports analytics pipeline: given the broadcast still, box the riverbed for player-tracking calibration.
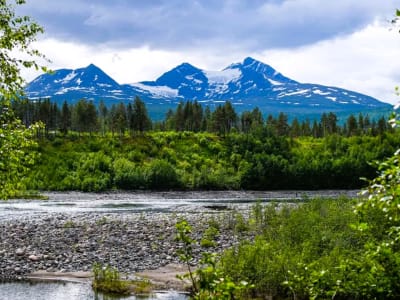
[0,190,359,299]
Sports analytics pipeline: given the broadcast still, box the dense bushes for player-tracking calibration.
[216,198,362,299]
[187,146,400,299]
[145,159,180,189]
[24,131,400,192]
[113,158,146,189]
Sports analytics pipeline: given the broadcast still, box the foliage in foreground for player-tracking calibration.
[0,108,42,199]
[194,149,400,299]
[217,198,362,299]
[175,219,252,299]
[0,0,48,199]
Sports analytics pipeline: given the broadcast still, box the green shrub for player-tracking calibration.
[219,198,362,298]
[113,158,146,189]
[175,219,253,299]
[200,226,220,248]
[145,159,180,189]
[92,262,130,295]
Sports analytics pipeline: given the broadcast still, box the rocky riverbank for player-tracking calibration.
[0,212,239,280]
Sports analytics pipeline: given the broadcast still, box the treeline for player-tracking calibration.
[25,130,400,192]
[13,98,392,138]
[13,97,151,137]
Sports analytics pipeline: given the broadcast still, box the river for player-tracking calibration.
[0,190,358,300]
[0,190,358,219]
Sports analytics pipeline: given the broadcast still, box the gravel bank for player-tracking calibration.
[0,212,239,280]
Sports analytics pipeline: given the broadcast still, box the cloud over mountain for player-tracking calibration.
[19,0,397,50]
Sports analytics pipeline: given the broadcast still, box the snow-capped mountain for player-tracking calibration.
[26,64,123,101]
[25,57,390,117]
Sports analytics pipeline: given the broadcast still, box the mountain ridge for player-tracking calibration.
[25,57,391,119]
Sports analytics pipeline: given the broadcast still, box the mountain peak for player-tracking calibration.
[241,57,273,71]
[172,62,201,73]
[81,63,109,76]
[155,62,205,89]
[243,56,259,66]
[85,63,100,70]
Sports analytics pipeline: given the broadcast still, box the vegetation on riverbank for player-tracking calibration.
[180,188,400,298]
[24,129,399,192]
[175,124,400,298]
[92,262,153,296]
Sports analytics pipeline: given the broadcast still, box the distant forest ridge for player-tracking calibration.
[13,97,393,137]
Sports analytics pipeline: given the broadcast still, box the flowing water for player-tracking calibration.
[0,190,358,220]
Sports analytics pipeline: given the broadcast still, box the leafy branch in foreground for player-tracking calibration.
[175,219,252,299]
[0,107,42,199]
[0,0,49,104]
[0,0,49,199]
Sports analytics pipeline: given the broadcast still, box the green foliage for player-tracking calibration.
[200,225,220,248]
[92,262,130,295]
[0,108,43,199]
[113,158,146,189]
[0,0,48,199]
[175,219,253,299]
[233,212,250,233]
[130,96,152,132]
[280,110,400,299]
[194,252,252,300]
[145,159,180,189]
[213,145,400,299]
[24,130,400,192]
[0,0,48,104]
[219,198,362,298]
[175,219,198,293]
[281,149,400,299]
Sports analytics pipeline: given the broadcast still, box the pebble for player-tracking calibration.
[0,212,239,280]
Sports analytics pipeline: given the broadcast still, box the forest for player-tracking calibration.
[14,97,399,192]
[13,97,391,137]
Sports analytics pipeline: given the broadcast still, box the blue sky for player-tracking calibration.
[19,0,400,104]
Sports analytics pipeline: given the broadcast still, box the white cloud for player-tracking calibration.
[19,0,399,51]
[21,20,400,106]
[260,21,400,104]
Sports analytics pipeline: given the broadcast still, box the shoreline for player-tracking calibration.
[22,263,191,291]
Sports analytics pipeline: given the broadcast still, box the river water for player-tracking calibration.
[0,190,359,220]
[0,280,188,300]
[0,190,358,300]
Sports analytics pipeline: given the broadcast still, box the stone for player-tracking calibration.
[15,248,25,256]
[28,254,40,262]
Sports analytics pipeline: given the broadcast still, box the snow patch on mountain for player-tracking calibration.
[268,78,283,85]
[313,89,330,96]
[131,83,179,98]
[205,68,241,84]
[326,96,337,102]
[279,89,309,97]
[61,71,77,84]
